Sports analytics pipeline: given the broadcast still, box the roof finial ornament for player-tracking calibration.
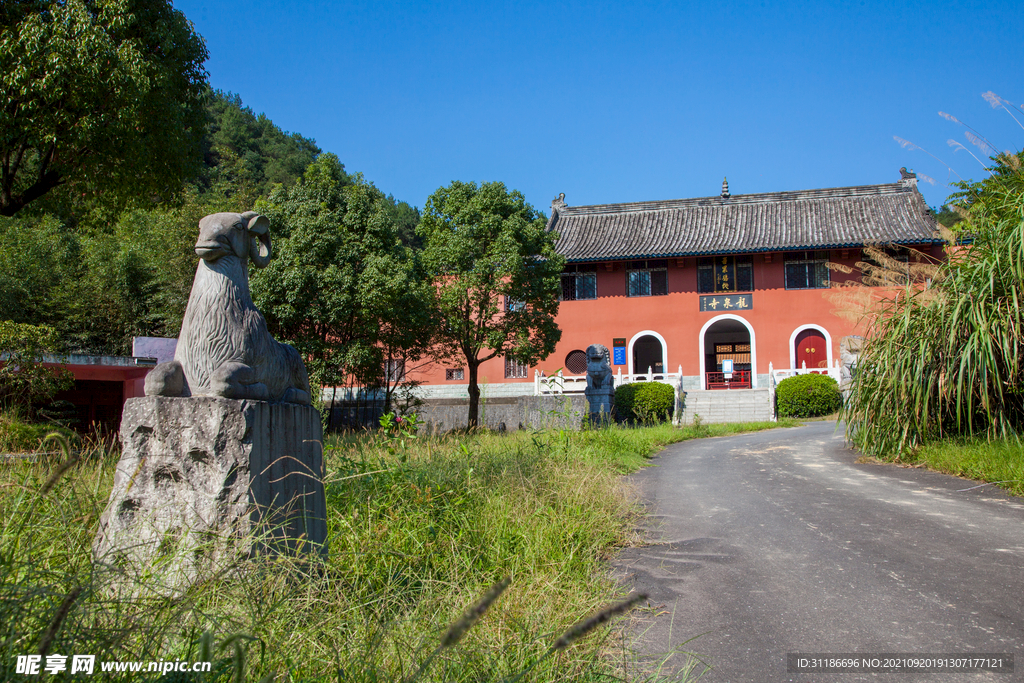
[899,167,918,190]
[721,177,730,199]
[551,192,567,211]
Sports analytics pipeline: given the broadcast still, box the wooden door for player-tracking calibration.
[795,329,827,369]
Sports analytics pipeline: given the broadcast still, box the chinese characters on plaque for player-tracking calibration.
[612,338,626,365]
[700,294,752,312]
[715,256,735,292]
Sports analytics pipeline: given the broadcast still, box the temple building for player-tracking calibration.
[406,170,943,403]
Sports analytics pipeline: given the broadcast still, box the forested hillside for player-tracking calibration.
[0,89,421,357]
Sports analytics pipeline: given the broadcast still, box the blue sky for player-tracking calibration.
[175,0,1023,214]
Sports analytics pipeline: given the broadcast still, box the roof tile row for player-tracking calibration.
[549,179,941,262]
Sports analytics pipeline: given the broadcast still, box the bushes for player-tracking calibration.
[614,381,675,423]
[776,373,842,418]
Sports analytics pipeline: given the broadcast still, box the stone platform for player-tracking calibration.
[93,397,326,587]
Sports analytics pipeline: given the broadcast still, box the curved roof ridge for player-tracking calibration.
[561,182,906,215]
[549,178,940,262]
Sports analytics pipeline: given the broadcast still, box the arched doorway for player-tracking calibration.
[628,331,666,377]
[700,316,754,389]
[794,327,828,369]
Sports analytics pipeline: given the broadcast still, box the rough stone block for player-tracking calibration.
[93,396,326,588]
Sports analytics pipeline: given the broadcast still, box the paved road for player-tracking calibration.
[612,421,1023,682]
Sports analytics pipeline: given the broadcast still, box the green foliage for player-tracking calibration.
[0,410,77,453]
[0,214,82,332]
[0,321,74,414]
[632,382,676,423]
[614,382,675,423]
[0,0,209,216]
[776,373,842,418]
[843,152,1024,455]
[932,204,962,229]
[419,181,565,427]
[0,424,722,681]
[909,436,1024,497]
[612,383,637,422]
[252,154,432,403]
[197,90,321,205]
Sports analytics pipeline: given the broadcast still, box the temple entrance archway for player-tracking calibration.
[628,330,667,378]
[699,315,756,389]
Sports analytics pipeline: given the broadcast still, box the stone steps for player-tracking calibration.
[678,389,773,424]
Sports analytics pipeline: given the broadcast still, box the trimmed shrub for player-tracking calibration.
[613,383,638,422]
[614,382,675,423]
[776,373,842,418]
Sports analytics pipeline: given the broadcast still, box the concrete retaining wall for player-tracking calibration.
[415,395,589,432]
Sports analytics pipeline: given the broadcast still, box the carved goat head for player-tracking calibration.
[194,211,272,268]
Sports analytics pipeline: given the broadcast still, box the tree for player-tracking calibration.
[198,90,321,205]
[0,0,209,216]
[418,181,564,428]
[251,154,431,415]
[0,321,74,415]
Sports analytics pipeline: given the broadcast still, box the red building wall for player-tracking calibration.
[408,245,942,390]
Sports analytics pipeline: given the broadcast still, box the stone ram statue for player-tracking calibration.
[145,212,311,405]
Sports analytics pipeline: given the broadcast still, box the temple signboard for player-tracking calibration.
[700,294,752,312]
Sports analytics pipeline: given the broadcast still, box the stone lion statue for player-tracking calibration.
[584,344,614,417]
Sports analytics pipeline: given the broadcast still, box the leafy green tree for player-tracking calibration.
[0,0,209,216]
[385,196,422,249]
[251,154,431,414]
[0,321,74,415]
[198,90,321,205]
[0,214,82,332]
[418,181,564,428]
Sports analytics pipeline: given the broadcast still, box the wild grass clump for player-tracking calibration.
[0,409,78,453]
[908,438,1024,497]
[842,151,1024,456]
[4,420,769,681]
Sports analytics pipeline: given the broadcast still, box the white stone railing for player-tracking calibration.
[769,359,841,385]
[535,366,683,395]
[537,366,686,426]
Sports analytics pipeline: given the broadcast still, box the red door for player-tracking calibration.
[795,329,827,369]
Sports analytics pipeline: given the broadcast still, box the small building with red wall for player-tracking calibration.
[40,354,157,433]
[405,171,942,399]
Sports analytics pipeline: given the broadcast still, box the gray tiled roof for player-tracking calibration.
[549,177,941,262]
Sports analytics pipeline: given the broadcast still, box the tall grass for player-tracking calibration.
[0,420,794,681]
[842,152,1024,456]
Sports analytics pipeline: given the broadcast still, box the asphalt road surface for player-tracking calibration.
[612,421,1023,682]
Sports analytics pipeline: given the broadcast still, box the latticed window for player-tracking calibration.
[626,260,668,297]
[714,343,752,370]
[784,251,830,289]
[560,264,597,300]
[504,358,528,379]
[698,256,753,293]
[384,359,405,383]
[445,368,464,381]
[565,349,588,375]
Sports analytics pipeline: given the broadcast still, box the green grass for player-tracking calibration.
[0,410,78,453]
[908,437,1024,497]
[0,419,792,681]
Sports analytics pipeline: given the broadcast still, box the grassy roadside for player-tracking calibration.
[904,438,1024,497]
[0,419,793,681]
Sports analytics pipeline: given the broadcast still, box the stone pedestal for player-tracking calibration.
[93,397,326,588]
